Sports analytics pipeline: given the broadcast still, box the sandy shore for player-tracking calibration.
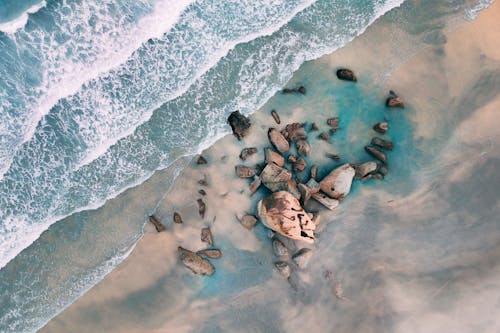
[41,2,500,332]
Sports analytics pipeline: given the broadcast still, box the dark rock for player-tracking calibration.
[310,122,319,131]
[336,68,357,82]
[379,165,389,176]
[282,123,307,141]
[228,111,251,140]
[275,261,291,278]
[329,127,339,135]
[272,238,289,257]
[325,153,340,161]
[198,189,206,196]
[271,109,281,124]
[235,165,258,178]
[268,128,290,153]
[288,155,297,164]
[265,148,285,167]
[373,122,389,134]
[354,161,378,179]
[292,248,313,268]
[198,174,208,186]
[327,117,339,127]
[310,165,318,180]
[201,227,213,246]
[260,163,292,192]
[371,137,394,150]
[305,178,320,193]
[282,86,306,94]
[239,147,258,161]
[386,90,404,108]
[197,199,206,218]
[238,214,258,230]
[249,176,262,194]
[318,132,330,141]
[298,86,306,94]
[196,155,207,164]
[293,157,307,172]
[173,212,183,224]
[196,249,222,259]
[178,247,215,275]
[296,140,311,156]
[372,173,384,180]
[148,215,165,232]
[365,145,387,164]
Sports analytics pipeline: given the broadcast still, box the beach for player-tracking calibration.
[38,1,500,332]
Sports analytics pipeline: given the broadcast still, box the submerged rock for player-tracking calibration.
[173,212,183,224]
[196,249,222,259]
[292,248,313,269]
[178,247,215,275]
[228,110,251,140]
[282,123,307,141]
[148,215,165,232]
[365,145,387,164]
[257,191,316,243]
[239,147,258,161]
[373,122,389,134]
[196,155,207,165]
[336,68,357,82]
[355,161,378,179]
[201,227,213,246]
[268,128,290,153]
[319,164,355,200]
[265,148,285,167]
[282,86,306,94]
[197,199,206,218]
[260,163,292,192]
[275,261,291,278]
[272,238,289,257]
[386,90,404,108]
[238,214,258,230]
[271,109,281,124]
[311,192,340,210]
[198,189,206,196]
[296,140,311,156]
[318,132,330,141]
[371,137,394,150]
[310,122,319,131]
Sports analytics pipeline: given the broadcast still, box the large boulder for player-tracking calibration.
[228,111,251,140]
[258,191,315,243]
[319,164,355,200]
[178,247,215,275]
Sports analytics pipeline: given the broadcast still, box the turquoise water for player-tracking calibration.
[0,0,496,332]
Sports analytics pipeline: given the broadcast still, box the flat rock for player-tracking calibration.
[298,183,312,206]
[148,215,165,232]
[260,163,292,192]
[365,145,387,164]
[265,148,285,167]
[268,128,290,153]
[239,147,258,160]
[293,157,307,172]
[257,191,315,243]
[305,178,320,193]
[336,68,357,82]
[178,247,215,275]
[249,176,262,194]
[373,122,388,134]
[272,238,289,257]
[196,249,222,259]
[386,90,404,108]
[371,137,394,150]
[271,109,281,124]
[311,192,340,210]
[296,140,311,156]
[201,227,213,246]
[282,123,307,141]
[355,161,378,179]
[319,164,355,200]
[310,122,319,131]
[235,165,258,178]
[292,248,313,269]
[228,111,251,140]
[275,261,291,278]
[173,212,183,224]
[238,214,258,230]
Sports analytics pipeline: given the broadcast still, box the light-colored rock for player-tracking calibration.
[268,128,290,153]
[282,123,307,141]
[292,248,313,269]
[249,176,262,194]
[275,261,291,278]
[257,191,315,243]
[319,164,355,200]
[311,192,340,210]
[237,214,258,230]
[296,140,311,156]
[265,148,285,167]
[260,163,292,192]
[354,161,378,179]
[272,238,289,257]
[310,165,318,180]
[196,249,222,259]
[235,165,258,178]
[201,227,213,246]
[305,178,320,193]
[178,247,215,275]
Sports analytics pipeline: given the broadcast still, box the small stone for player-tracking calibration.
[373,122,388,134]
[197,199,206,218]
[196,249,222,259]
[239,147,258,161]
[296,140,311,156]
[355,161,378,179]
[293,157,307,172]
[148,215,165,232]
[198,189,206,196]
[386,90,404,108]
[178,247,215,275]
[265,148,285,167]
[228,111,251,140]
[371,137,394,151]
[238,214,258,230]
[272,238,289,257]
[311,192,340,210]
[292,248,313,269]
[201,227,213,246]
[249,176,262,194]
[310,122,319,131]
[365,145,387,164]
[319,164,355,200]
[379,165,389,176]
[288,155,297,164]
[318,132,330,141]
[196,155,207,164]
[173,212,183,224]
[271,109,281,124]
[310,165,318,180]
[325,153,340,161]
[235,165,258,178]
[336,68,357,82]
[298,86,306,94]
[327,117,339,127]
[275,261,291,278]
[268,128,290,153]
[282,123,307,141]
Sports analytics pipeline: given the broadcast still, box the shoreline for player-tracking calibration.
[41,1,500,332]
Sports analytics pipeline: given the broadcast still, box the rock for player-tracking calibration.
[239,147,258,161]
[271,109,281,124]
[197,199,206,218]
[286,179,301,200]
[292,248,313,269]
[365,145,387,164]
[296,140,311,156]
[319,164,355,200]
[265,148,285,167]
[371,137,394,151]
[305,178,320,193]
[325,153,340,161]
[196,155,207,164]
[355,161,378,179]
[373,122,388,134]
[201,227,213,246]
[298,183,312,206]
[311,192,340,210]
[336,68,357,82]
[173,212,183,224]
[386,90,404,108]
[310,122,319,131]
[238,214,258,230]
[327,117,339,127]
[293,157,307,172]
[198,175,208,186]
[282,86,306,94]
[372,173,384,180]
[318,132,330,141]
[329,127,339,135]
[178,247,215,276]
[228,111,251,140]
[312,214,321,226]
[272,238,289,257]
[310,165,318,180]
[379,165,389,176]
[249,176,262,194]
[275,261,291,278]
[268,128,290,153]
[235,165,258,178]
[196,249,222,259]
[257,191,316,243]
[260,163,292,192]
[298,86,306,94]
[288,155,297,164]
[148,215,165,232]
[282,123,307,141]
[198,189,206,196]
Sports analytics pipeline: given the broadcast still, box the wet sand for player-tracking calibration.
[41,2,500,332]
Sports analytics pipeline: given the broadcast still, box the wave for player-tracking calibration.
[0,1,46,34]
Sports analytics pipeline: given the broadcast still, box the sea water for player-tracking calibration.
[0,0,495,332]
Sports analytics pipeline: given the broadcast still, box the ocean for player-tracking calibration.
[0,0,496,332]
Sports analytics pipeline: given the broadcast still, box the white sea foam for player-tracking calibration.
[0,1,46,34]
